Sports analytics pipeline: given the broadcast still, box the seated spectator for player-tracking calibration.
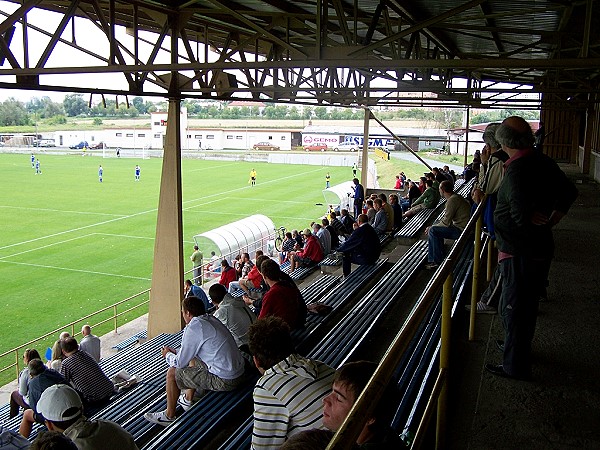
[365,199,376,224]
[313,223,332,255]
[242,255,271,315]
[292,229,304,249]
[279,231,296,264]
[442,165,456,182]
[336,214,381,277]
[184,279,213,312]
[339,209,356,235]
[258,259,306,330]
[10,348,41,418]
[371,198,388,236]
[322,218,339,251]
[394,175,402,190]
[36,384,138,449]
[288,229,324,273]
[0,427,30,449]
[400,180,422,212]
[209,283,256,350]
[249,317,335,449]
[59,337,114,410]
[218,259,237,288]
[233,254,243,278]
[79,325,101,363]
[388,194,403,230]
[19,359,66,438]
[417,176,426,193]
[205,251,220,274]
[425,180,471,269]
[59,332,71,340]
[329,211,347,238]
[432,167,447,185]
[229,255,268,296]
[144,296,247,426]
[29,431,78,450]
[47,340,64,372]
[322,361,404,448]
[402,179,440,219]
[378,193,394,232]
[279,429,336,450]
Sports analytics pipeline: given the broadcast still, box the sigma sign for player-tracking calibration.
[303,134,396,147]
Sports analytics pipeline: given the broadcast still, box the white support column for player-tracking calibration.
[361,107,370,187]
[148,98,185,337]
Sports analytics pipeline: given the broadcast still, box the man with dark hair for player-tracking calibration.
[29,430,78,450]
[338,209,355,236]
[336,214,381,277]
[248,317,334,448]
[190,245,203,285]
[378,193,394,232]
[59,338,114,410]
[144,296,247,426]
[485,116,577,380]
[19,359,65,438]
[184,279,212,311]
[322,361,404,448]
[350,178,364,219]
[388,194,403,230]
[209,283,256,349]
[36,384,137,449]
[371,199,387,236]
[258,259,306,330]
[403,178,440,219]
[322,217,339,251]
[424,180,471,269]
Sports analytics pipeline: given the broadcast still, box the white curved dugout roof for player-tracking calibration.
[322,181,355,212]
[193,214,275,260]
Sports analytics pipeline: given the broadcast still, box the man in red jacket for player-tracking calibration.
[288,228,324,273]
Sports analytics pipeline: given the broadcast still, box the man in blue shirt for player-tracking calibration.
[135,165,141,181]
[184,279,212,312]
[98,165,103,182]
[351,178,364,219]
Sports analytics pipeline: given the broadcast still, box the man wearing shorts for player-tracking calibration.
[144,296,247,426]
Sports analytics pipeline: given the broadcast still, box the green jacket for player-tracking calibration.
[411,187,440,209]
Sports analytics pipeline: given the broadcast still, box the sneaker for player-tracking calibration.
[177,393,194,412]
[144,410,175,427]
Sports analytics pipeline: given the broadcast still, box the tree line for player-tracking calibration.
[0,93,538,127]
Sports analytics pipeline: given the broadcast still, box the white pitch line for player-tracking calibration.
[92,232,155,241]
[0,205,127,217]
[0,260,151,281]
[0,234,92,260]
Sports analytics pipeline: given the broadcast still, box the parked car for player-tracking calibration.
[36,139,55,147]
[304,143,328,152]
[332,142,358,152]
[252,141,280,151]
[90,142,106,149]
[69,141,89,149]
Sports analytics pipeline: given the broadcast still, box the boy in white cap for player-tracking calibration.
[36,384,138,450]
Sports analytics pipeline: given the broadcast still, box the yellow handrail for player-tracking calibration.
[0,289,150,380]
[327,197,488,450]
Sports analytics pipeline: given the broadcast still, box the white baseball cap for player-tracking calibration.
[37,384,83,422]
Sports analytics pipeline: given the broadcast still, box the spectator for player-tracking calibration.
[228,255,267,296]
[322,218,339,251]
[29,431,78,450]
[425,180,471,269]
[394,175,402,190]
[18,359,66,438]
[9,348,41,418]
[258,259,306,330]
[59,337,114,410]
[279,231,296,264]
[485,116,577,380]
[402,179,440,219]
[378,193,394,232]
[388,194,403,231]
[288,229,324,273]
[184,279,212,312]
[279,429,336,450]
[336,214,381,277]
[205,251,220,274]
[47,340,64,372]
[36,384,138,449]
[371,199,387,236]
[417,176,426,194]
[442,165,456,182]
[322,361,403,448]
[339,209,356,235]
[218,259,237,288]
[189,245,203,285]
[249,317,334,448]
[144,296,247,425]
[365,199,375,224]
[329,211,347,238]
[0,426,30,449]
[400,180,423,212]
[59,332,71,340]
[209,283,256,350]
[291,229,304,249]
[350,178,365,219]
[313,223,332,255]
[79,325,101,363]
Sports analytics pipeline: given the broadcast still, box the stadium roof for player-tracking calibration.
[0,0,598,108]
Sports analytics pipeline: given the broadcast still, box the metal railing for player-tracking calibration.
[328,197,488,450]
[0,289,150,380]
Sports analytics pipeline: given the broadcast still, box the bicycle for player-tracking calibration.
[274,226,287,252]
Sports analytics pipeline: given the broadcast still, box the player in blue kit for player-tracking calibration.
[135,165,141,181]
[98,165,103,182]
[31,153,35,168]
[35,159,41,174]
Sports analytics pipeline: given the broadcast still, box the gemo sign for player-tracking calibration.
[302,135,340,145]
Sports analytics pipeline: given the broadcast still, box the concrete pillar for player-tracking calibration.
[148,99,185,337]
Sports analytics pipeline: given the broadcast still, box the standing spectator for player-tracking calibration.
[424,180,471,269]
[184,280,212,312]
[59,337,114,409]
[144,296,247,426]
[350,178,364,219]
[258,259,306,330]
[218,259,237,288]
[18,359,66,438]
[288,229,324,273]
[336,214,381,276]
[485,116,578,380]
[325,172,331,188]
[97,165,103,182]
[190,245,203,285]
[36,384,138,449]
[79,325,101,363]
[9,349,41,418]
[249,317,334,449]
[209,283,256,349]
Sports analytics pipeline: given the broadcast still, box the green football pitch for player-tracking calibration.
[0,152,351,373]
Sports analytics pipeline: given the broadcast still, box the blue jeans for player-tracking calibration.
[427,225,462,264]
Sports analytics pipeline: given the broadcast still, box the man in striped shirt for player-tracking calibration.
[248,317,335,449]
